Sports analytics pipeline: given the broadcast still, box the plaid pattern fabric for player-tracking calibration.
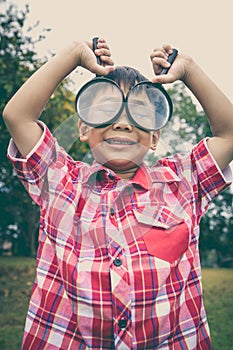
[8,122,231,350]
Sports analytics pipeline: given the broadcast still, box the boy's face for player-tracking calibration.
[78,84,160,178]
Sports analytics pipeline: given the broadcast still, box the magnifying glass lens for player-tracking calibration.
[76,80,123,127]
[127,83,171,130]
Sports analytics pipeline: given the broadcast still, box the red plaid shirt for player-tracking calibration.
[8,122,231,349]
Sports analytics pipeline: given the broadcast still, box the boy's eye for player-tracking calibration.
[134,109,147,118]
[97,102,121,116]
[100,107,116,115]
[128,103,149,118]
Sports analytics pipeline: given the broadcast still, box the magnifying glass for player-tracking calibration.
[75,38,178,131]
[75,78,173,131]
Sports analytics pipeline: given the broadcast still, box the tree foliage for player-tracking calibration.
[0,1,39,256]
[0,1,88,256]
[168,84,233,266]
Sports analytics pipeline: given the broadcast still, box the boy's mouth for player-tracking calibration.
[105,138,137,146]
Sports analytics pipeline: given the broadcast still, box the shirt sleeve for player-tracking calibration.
[7,121,58,206]
[191,138,232,217]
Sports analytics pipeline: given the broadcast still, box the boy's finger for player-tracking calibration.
[94,48,111,58]
[91,63,115,76]
[97,41,110,50]
[99,55,114,66]
[151,57,171,67]
[162,44,173,54]
[150,50,168,61]
[151,73,174,84]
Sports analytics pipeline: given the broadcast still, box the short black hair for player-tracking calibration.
[105,66,149,89]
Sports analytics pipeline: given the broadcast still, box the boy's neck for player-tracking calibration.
[112,166,139,181]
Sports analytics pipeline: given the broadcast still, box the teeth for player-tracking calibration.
[107,140,134,145]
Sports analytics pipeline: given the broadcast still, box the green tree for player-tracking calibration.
[0,1,89,256]
[168,83,232,266]
[0,1,40,256]
[200,190,233,266]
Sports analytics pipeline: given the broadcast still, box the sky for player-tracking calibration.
[14,0,233,102]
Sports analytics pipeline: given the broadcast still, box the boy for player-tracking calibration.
[2,38,233,349]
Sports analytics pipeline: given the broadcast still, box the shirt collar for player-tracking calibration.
[84,162,120,187]
[130,162,181,189]
[84,161,181,190]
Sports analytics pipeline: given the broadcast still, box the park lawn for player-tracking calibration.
[202,268,233,349]
[0,257,35,350]
[0,258,232,350]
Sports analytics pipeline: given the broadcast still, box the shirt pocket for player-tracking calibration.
[133,206,190,263]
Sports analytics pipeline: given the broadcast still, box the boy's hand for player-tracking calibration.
[150,44,191,85]
[77,38,114,76]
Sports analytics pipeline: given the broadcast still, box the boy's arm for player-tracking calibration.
[151,46,233,170]
[2,39,114,158]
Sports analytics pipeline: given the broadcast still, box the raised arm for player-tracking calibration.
[151,45,233,170]
[2,38,114,157]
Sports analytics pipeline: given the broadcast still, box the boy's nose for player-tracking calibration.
[112,111,133,132]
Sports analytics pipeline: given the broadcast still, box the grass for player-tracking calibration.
[0,258,232,350]
[202,269,233,350]
[0,257,35,350]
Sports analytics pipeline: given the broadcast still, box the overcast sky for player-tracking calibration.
[14,0,233,102]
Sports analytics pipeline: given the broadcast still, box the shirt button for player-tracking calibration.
[113,257,122,267]
[110,208,115,216]
[118,318,127,329]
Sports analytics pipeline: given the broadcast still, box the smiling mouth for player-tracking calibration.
[105,139,137,145]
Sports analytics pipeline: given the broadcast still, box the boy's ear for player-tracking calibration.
[78,120,89,142]
[150,130,160,151]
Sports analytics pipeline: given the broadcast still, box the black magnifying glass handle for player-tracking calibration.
[92,37,102,65]
[93,36,178,76]
[160,48,178,75]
